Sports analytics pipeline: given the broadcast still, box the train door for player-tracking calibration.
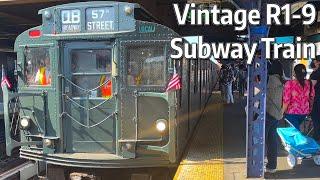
[62,41,116,153]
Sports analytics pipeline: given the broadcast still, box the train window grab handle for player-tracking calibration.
[112,42,117,65]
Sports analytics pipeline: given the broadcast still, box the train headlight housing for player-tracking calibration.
[156,119,168,132]
[19,116,31,130]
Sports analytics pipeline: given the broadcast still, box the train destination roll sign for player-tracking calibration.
[86,7,115,32]
[61,9,81,33]
[60,7,115,33]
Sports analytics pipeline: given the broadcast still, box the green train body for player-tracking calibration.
[2,1,217,168]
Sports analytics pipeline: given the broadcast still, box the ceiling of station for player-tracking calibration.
[0,0,190,51]
[0,0,73,51]
[0,0,311,52]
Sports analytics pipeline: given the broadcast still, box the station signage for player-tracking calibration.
[60,7,115,33]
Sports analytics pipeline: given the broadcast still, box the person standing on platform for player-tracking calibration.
[231,63,238,94]
[265,60,284,173]
[282,64,314,130]
[221,64,235,104]
[238,64,247,97]
[218,65,226,100]
[310,57,320,142]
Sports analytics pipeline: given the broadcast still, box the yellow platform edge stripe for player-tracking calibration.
[174,103,224,180]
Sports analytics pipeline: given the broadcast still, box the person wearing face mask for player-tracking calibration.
[282,64,315,130]
[310,56,320,141]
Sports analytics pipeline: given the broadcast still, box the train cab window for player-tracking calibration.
[24,47,51,86]
[71,49,112,98]
[127,46,166,86]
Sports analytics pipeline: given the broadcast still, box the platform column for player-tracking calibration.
[246,25,269,178]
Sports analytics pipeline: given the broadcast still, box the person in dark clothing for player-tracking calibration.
[238,64,247,97]
[310,57,320,141]
[221,64,235,104]
[265,60,284,173]
[219,65,226,99]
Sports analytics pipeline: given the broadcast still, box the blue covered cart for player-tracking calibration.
[277,119,320,168]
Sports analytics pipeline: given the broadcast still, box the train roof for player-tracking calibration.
[38,1,160,24]
[13,1,179,50]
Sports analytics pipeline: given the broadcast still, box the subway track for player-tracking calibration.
[0,160,35,180]
[0,146,36,180]
[0,157,27,179]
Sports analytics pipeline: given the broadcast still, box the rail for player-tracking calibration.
[0,160,38,180]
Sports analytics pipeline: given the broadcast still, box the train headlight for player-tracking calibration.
[156,119,168,132]
[20,117,31,130]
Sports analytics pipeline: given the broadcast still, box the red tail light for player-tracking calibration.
[29,30,41,38]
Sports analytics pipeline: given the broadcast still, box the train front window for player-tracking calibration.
[127,46,166,86]
[70,49,112,98]
[24,47,51,86]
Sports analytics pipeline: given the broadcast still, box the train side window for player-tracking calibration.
[24,47,51,86]
[127,46,166,87]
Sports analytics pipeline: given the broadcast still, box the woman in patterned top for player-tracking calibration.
[282,64,315,130]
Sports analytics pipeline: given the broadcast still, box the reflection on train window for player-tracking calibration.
[24,47,51,86]
[70,49,112,99]
[127,46,166,86]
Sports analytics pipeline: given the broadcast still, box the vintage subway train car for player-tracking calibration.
[2,1,217,171]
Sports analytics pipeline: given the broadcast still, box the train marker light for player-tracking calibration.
[44,10,52,19]
[124,6,133,15]
[156,119,167,132]
[20,117,31,130]
[29,30,41,38]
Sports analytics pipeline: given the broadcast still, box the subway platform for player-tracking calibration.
[174,92,320,180]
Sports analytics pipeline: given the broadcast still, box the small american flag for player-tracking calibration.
[166,73,182,92]
[1,65,12,89]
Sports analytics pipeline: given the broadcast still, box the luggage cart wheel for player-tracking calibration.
[313,155,320,166]
[287,154,297,168]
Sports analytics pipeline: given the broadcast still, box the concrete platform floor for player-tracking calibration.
[223,96,320,180]
[175,91,320,180]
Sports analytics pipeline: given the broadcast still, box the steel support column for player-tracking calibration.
[246,25,269,178]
